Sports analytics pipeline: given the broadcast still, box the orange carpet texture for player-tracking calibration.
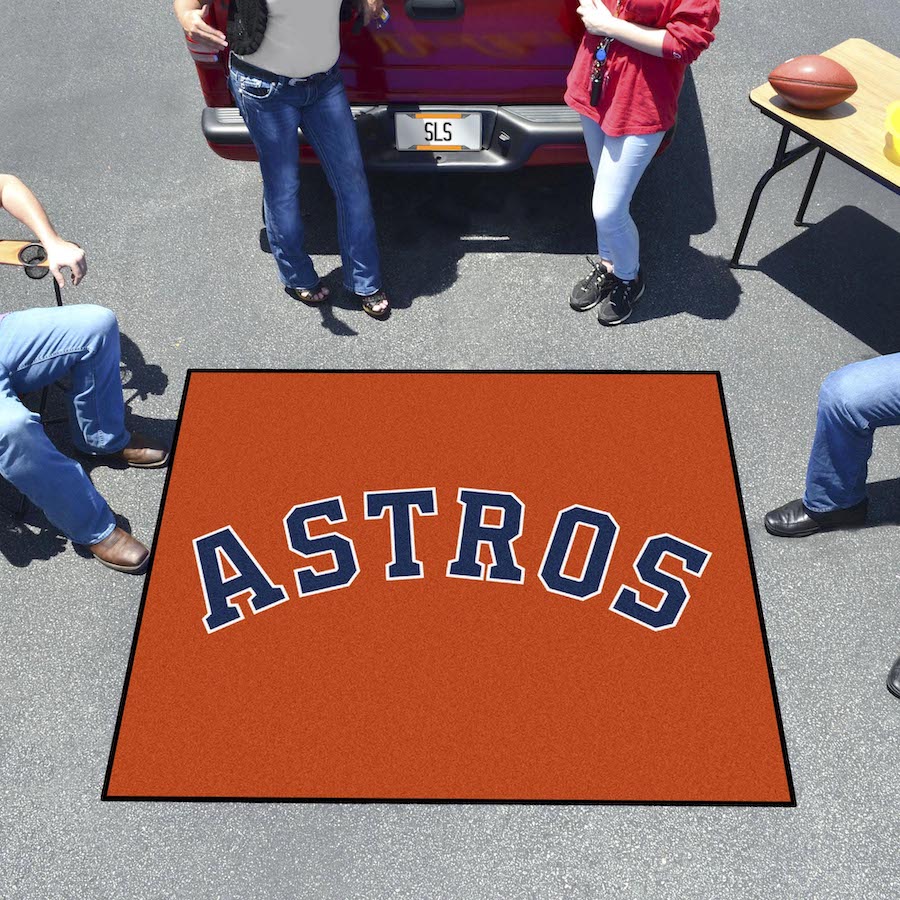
[104,371,793,804]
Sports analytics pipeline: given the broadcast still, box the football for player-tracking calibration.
[768,55,858,110]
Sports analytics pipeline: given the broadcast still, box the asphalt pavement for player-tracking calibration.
[1,1,899,897]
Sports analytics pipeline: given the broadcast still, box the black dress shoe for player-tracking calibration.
[764,497,868,537]
[887,656,900,699]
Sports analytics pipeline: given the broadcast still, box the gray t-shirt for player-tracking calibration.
[237,0,345,79]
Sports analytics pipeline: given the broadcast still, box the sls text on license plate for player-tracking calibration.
[395,112,482,151]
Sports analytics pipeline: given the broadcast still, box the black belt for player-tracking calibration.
[229,53,334,84]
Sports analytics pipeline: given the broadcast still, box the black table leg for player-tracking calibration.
[730,125,819,268]
[795,148,826,226]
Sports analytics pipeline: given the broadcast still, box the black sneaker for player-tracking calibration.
[597,269,645,326]
[570,258,616,311]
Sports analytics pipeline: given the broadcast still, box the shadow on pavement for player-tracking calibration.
[0,511,140,569]
[630,69,741,324]
[866,477,900,528]
[0,517,68,568]
[120,332,169,406]
[758,206,900,354]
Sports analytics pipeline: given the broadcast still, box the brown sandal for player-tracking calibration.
[287,281,330,306]
[358,289,390,319]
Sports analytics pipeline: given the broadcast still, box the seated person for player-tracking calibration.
[0,174,168,574]
[764,353,899,537]
[764,354,900,699]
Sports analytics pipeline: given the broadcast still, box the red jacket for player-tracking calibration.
[564,0,719,136]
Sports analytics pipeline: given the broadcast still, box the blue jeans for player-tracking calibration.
[0,305,129,544]
[580,117,665,282]
[229,60,382,296]
[804,353,900,512]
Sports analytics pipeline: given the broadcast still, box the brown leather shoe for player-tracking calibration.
[117,432,170,468]
[89,527,150,574]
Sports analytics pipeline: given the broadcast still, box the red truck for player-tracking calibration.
[188,1,588,171]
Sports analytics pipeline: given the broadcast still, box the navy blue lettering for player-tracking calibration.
[193,527,288,633]
[365,489,437,579]
[538,506,619,600]
[611,534,711,630]
[284,497,359,596]
[447,489,525,583]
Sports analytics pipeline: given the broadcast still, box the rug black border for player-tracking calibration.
[102,368,797,808]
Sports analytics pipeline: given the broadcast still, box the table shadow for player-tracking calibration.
[757,206,900,354]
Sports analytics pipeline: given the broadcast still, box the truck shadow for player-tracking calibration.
[295,69,740,321]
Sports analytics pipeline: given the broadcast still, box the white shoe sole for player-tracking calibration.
[598,283,645,326]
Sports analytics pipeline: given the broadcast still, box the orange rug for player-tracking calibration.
[104,371,793,804]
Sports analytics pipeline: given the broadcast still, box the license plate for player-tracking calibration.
[395,112,482,151]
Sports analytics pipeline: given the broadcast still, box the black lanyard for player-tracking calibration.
[589,0,624,106]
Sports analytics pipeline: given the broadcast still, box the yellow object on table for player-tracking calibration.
[886,101,900,165]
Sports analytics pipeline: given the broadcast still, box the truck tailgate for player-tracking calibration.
[339,0,582,105]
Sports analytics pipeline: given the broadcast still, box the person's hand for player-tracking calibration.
[45,238,87,287]
[577,0,619,38]
[177,4,227,51]
[361,0,385,27]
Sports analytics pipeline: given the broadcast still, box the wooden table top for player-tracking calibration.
[0,240,48,268]
[750,38,900,191]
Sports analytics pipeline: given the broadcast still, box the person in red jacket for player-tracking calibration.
[565,0,719,325]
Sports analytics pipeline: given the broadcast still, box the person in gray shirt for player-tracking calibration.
[176,0,390,318]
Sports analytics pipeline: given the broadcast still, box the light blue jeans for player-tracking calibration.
[804,353,900,512]
[230,59,382,296]
[580,116,665,282]
[0,305,129,544]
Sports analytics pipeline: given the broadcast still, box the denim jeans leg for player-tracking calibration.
[231,69,320,290]
[0,305,130,456]
[803,353,900,512]
[580,115,612,261]
[0,373,116,546]
[581,116,663,280]
[300,71,381,295]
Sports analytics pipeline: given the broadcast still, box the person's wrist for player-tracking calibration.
[35,230,62,250]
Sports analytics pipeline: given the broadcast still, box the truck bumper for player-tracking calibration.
[202,104,587,171]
